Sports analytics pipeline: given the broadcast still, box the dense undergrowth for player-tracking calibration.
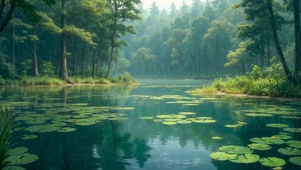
[191,64,301,98]
[0,72,138,86]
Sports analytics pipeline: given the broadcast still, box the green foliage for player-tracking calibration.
[41,61,55,77]
[0,53,19,80]
[0,106,17,169]
[110,72,138,84]
[63,25,96,45]
[194,64,301,98]
[20,59,33,76]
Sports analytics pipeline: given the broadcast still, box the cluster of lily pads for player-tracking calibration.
[139,111,217,126]
[13,103,135,136]
[3,147,38,170]
[235,105,301,120]
[210,131,301,168]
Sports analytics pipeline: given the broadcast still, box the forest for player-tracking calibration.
[0,0,300,87]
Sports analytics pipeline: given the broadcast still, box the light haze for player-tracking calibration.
[141,0,193,10]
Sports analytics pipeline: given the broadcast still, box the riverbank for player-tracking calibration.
[0,72,138,86]
[189,65,301,99]
[189,76,301,99]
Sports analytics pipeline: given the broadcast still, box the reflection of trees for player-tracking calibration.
[95,121,152,170]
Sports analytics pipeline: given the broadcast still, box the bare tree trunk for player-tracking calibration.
[294,0,301,81]
[59,0,72,83]
[33,24,40,77]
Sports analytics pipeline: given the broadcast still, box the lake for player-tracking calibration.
[1,79,301,170]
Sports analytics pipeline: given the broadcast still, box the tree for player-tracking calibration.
[105,0,141,78]
[59,0,99,82]
[0,0,55,36]
[237,0,297,84]
[225,41,254,74]
[293,0,301,80]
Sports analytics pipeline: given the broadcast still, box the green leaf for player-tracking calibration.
[248,143,272,151]
[229,153,260,164]
[259,157,286,167]
[278,147,301,155]
[209,152,237,161]
[219,145,253,154]
[286,140,301,148]
[21,135,38,140]
[8,147,28,156]
[162,121,177,125]
[289,157,301,166]
[6,153,38,165]
[266,123,289,128]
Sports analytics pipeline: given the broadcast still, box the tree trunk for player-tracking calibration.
[92,48,96,77]
[59,0,72,83]
[294,0,301,81]
[267,0,296,84]
[33,25,40,77]
[11,24,15,71]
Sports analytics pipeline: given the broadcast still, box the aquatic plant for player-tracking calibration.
[0,106,17,169]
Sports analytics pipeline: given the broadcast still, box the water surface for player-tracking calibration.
[1,79,300,170]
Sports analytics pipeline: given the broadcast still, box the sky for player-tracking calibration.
[140,0,193,10]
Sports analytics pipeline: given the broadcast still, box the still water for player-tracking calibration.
[1,79,301,170]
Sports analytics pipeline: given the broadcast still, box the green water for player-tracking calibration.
[1,79,300,170]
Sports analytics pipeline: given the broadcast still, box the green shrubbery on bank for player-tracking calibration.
[0,72,138,86]
[191,64,301,98]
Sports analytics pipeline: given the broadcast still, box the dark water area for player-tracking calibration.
[1,79,300,170]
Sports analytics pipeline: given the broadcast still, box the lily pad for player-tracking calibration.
[219,145,253,154]
[156,115,174,119]
[250,137,272,145]
[225,124,239,128]
[289,157,301,166]
[259,157,286,167]
[261,137,285,145]
[209,152,237,161]
[248,143,272,151]
[6,153,38,165]
[266,123,289,128]
[212,136,223,140]
[245,113,272,117]
[229,153,260,164]
[283,128,301,133]
[8,147,28,156]
[271,134,292,140]
[286,140,301,149]
[162,121,177,125]
[177,120,192,124]
[278,147,301,155]
[2,166,25,170]
[57,127,77,133]
[21,135,38,140]
[192,119,216,123]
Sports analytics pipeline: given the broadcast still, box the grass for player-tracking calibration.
[0,106,17,169]
[190,65,301,98]
[0,72,138,86]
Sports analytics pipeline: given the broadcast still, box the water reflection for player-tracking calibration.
[0,80,300,170]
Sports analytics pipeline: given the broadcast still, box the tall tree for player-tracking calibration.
[293,0,301,80]
[237,0,297,84]
[105,0,141,78]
